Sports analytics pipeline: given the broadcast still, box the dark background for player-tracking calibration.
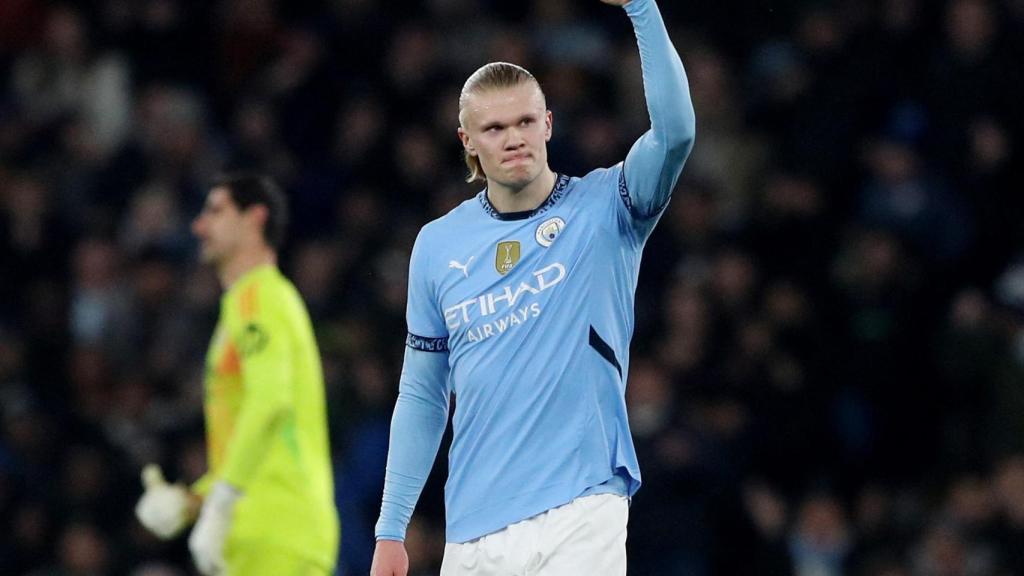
[2,0,1024,574]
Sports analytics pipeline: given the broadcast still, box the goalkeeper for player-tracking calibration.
[135,174,339,576]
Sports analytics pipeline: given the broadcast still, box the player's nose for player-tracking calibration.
[504,128,525,148]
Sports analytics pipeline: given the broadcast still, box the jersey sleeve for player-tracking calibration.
[375,226,452,541]
[374,346,450,541]
[618,0,696,239]
[405,227,448,343]
[218,283,294,491]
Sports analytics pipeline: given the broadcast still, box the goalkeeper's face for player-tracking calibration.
[192,188,251,266]
[458,82,552,190]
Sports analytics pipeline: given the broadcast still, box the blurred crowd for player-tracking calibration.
[1,0,1024,574]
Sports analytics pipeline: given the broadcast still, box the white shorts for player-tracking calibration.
[440,493,629,576]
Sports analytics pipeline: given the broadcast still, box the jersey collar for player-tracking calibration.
[478,174,571,221]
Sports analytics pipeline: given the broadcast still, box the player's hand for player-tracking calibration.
[371,539,410,576]
[188,481,240,575]
[600,0,631,6]
[135,464,192,539]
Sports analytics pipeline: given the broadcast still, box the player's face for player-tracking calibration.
[191,188,246,265]
[459,82,553,189]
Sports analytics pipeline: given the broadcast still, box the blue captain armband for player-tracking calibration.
[406,333,449,352]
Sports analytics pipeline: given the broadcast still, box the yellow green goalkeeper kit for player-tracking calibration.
[194,264,338,573]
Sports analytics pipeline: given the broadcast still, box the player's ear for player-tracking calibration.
[545,110,553,142]
[246,204,270,237]
[458,126,477,156]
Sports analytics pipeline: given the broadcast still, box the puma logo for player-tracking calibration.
[449,256,474,278]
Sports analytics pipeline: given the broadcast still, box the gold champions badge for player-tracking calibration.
[495,241,520,275]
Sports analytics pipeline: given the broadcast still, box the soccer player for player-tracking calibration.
[134,174,339,576]
[371,0,695,574]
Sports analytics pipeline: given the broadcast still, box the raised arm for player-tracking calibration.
[612,0,696,221]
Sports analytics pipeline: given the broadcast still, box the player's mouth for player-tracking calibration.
[502,153,531,165]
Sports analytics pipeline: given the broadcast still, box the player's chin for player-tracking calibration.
[500,166,538,187]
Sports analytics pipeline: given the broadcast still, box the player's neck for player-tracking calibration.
[218,247,276,290]
[486,168,557,214]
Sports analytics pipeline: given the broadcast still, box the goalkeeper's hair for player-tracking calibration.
[212,173,289,249]
[458,62,545,184]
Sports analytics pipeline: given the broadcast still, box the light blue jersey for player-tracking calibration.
[376,0,695,544]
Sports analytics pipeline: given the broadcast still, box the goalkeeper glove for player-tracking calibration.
[135,464,192,539]
[189,480,241,575]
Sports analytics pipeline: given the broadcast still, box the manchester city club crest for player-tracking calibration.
[535,217,566,247]
[495,241,520,275]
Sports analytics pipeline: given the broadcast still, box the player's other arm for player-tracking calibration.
[135,302,293,544]
[220,305,293,488]
[372,346,450,576]
[190,300,293,574]
[615,0,696,219]
[373,228,451,576]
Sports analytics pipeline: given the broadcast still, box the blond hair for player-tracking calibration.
[459,62,543,183]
